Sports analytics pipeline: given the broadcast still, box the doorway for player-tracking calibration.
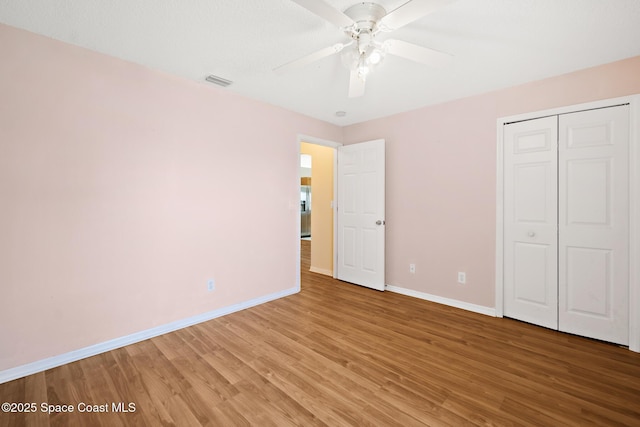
[299,139,338,277]
[296,135,387,292]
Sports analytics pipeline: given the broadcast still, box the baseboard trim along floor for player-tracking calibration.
[309,266,333,276]
[385,284,496,317]
[0,286,299,385]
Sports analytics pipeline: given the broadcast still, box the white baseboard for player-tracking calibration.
[385,284,496,317]
[0,286,299,385]
[309,266,333,276]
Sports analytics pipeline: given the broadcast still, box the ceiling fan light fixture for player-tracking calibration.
[357,59,370,80]
[279,0,456,98]
[367,48,383,65]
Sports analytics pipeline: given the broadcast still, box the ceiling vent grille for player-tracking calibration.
[205,74,233,87]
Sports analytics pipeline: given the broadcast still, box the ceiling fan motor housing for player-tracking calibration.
[343,2,387,36]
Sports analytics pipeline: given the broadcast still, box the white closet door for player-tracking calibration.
[504,116,559,329]
[558,106,630,345]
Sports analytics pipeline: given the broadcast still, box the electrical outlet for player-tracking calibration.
[457,272,466,284]
[409,264,416,274]
[207,279,215,292]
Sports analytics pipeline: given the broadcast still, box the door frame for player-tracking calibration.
[495,94,640,352]
[296,134,342,287]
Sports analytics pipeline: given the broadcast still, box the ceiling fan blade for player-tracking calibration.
[385,39,452,67]
[274,43,347,74]
[379,0,457,31]
[348,69,366,98]
[290,0,355,29]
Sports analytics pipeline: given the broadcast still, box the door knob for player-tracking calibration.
[528,231,536,237]
[376,220,384,225]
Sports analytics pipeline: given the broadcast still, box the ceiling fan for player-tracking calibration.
[274,0,456,98]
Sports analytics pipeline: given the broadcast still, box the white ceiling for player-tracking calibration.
[1,0,640,125]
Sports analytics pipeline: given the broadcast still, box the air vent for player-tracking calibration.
[205,74,233,87]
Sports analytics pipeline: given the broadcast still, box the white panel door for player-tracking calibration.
[558,106,629,345]
[337,139,385,291]
[504,116,558,329]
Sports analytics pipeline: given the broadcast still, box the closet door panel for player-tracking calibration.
[504,116,558,329]
[558,105,630,345]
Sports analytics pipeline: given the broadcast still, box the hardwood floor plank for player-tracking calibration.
[22,373,49,427]
[0,377,25,427]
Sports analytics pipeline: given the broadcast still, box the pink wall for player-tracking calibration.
[0,24,341,372]
[343,56,640,309]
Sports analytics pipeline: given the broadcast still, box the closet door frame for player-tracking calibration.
[495,94,640,352]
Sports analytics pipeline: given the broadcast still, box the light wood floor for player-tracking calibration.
[2,240,640,426]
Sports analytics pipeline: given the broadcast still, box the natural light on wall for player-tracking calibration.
[300,154,312,168]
